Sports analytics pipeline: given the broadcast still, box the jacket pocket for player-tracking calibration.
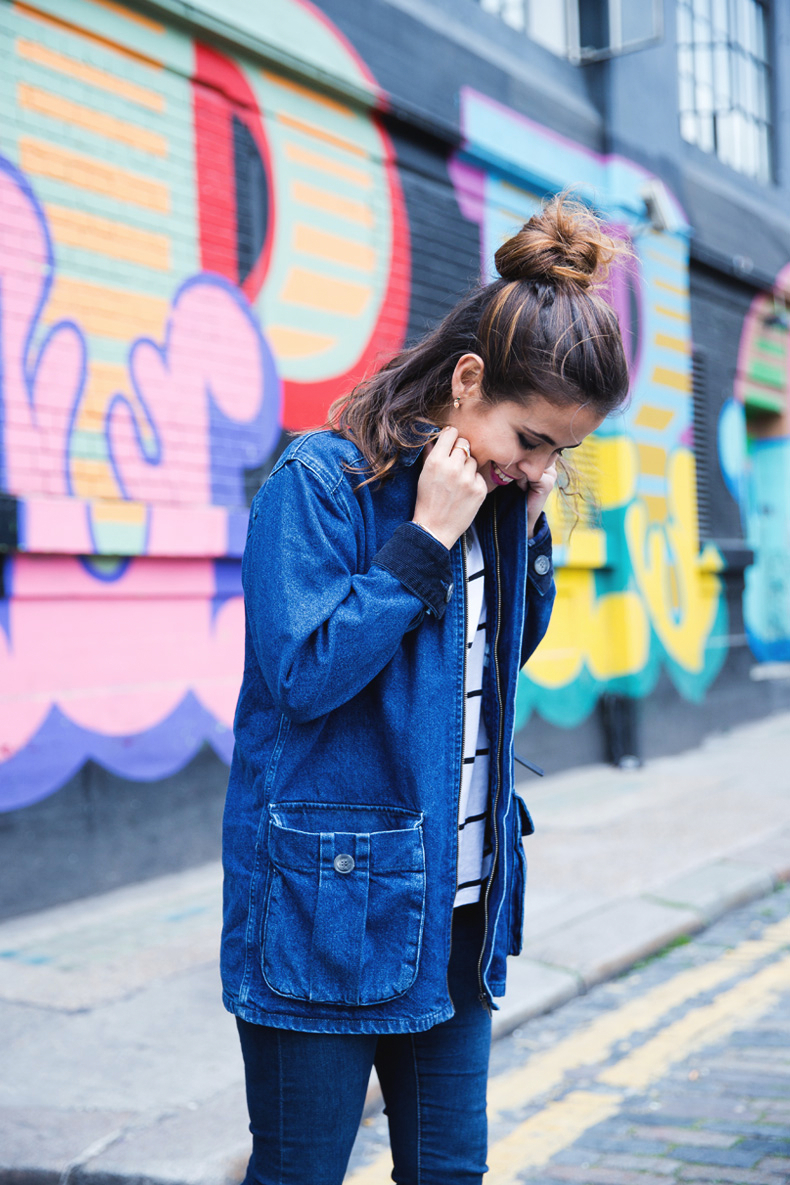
[261,802,426,1006]
[508,793,534,956]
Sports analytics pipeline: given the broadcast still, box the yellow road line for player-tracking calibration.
[344,917,790,1184]
[600,951,790,1090]
[488,914,790,1120]
[488,1090,623,1182]
[484,953,790,1180]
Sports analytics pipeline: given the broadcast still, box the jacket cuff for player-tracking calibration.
[527,512,553,596]
[372,522,454,620]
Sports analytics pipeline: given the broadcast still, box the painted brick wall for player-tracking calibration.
[1,0,788,913]
[0,0,410,814]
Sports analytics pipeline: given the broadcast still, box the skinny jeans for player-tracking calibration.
[236,901,492,1185]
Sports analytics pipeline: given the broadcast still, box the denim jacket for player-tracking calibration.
[221,430,555,1034]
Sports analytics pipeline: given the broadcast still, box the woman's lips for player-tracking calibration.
[490,461,515,486]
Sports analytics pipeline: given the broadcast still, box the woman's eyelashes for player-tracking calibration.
[517,432,564,457]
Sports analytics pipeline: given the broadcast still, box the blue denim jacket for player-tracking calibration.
[221,430,555,1034]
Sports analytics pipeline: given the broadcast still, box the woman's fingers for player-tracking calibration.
[413,430,486,549]
[430,425,459,459]
[426,429,472,468]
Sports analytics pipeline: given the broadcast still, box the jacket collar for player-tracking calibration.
[399,422,441,467]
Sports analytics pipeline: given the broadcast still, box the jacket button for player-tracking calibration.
[533,554,551,576]
[334,853,355,874]
[445,582,454,602]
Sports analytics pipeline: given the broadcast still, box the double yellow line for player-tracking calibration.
[346,915,790,1183]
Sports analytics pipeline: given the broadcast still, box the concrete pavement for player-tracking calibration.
[2,711,790,1184]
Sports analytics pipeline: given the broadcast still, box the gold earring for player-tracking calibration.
[453,397,461,409]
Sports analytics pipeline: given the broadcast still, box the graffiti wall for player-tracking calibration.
[719,263,790,663]
[0,0,762,833]
[449,90,727,729]
[0,0,408,811]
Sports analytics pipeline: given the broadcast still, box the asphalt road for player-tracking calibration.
[346,885,790,1184]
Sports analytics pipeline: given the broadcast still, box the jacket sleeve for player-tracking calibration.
[521,512,556,667]
[243,457,455,723]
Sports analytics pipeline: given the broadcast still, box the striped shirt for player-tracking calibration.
[454,524,492,908]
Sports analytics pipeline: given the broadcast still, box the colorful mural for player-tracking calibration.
[0,0,742,815]
[721,263,790,662]
[450,90,727,727]
[0,0,408,809]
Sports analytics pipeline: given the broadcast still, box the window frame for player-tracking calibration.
[676,0,773,185]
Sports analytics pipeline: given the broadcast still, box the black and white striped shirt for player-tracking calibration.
[454,524,492,907]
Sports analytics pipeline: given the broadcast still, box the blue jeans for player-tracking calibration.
[237,903,492,1184]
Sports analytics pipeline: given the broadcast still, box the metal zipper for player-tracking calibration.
[446,530,468,1011]
[476,504,504,1013]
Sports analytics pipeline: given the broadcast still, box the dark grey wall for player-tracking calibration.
[0,748,226,921]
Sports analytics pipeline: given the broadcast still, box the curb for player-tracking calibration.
[490,837,790,1040]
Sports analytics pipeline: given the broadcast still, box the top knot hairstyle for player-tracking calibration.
[494,196,618,289]
[325,193,631,484]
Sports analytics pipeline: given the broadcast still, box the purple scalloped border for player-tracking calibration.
[0,693,234,813]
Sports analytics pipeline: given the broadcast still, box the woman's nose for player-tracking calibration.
[518,454,548,483]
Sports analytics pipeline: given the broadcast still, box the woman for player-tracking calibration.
[222,195,630,1184]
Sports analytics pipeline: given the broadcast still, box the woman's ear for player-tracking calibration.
[450,353,485,405]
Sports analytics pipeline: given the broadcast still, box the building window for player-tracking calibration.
[479,0,568,56]
[478,0,663,61]
[677,0,772,183]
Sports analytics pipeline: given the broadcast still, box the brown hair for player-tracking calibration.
[324,193,630,484]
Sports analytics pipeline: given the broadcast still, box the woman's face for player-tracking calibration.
[443,355,605,494]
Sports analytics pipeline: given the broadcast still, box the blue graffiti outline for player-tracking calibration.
[77,555,133,582]
[0,555,12,644]
[104,271,281,522]
[0,693,234,813]
[0,161,288,806]
[0,156,87,503]
[197,272,281,507]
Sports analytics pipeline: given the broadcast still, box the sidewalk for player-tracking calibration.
[2,711,790,1185]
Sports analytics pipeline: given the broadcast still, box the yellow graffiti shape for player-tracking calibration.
[596,434,639,510]
[526,568,649,689]
[547,434,637,547]
[625,449,720,673]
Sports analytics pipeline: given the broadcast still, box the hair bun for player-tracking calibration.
[494,193,620,290]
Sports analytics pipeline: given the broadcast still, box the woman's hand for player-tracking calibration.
[526,460,558,538]
[412,427,487,550]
